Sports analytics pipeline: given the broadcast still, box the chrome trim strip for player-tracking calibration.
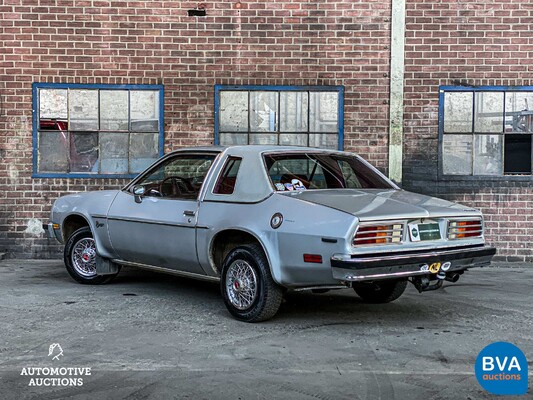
[91,214,107,219]
[107,216,210,229]
[112,260,220,282]
[293,285,349,292]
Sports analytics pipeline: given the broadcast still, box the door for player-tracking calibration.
[107,153,217,274]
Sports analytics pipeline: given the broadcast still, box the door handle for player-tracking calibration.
[183,210,196,217]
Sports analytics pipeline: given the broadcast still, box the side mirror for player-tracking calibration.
[133,185,145,203]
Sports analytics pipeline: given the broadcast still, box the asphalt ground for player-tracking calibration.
[0,259,531,399]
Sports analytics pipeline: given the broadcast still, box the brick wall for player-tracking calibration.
[0,0,391,258]
[403,0,533,261]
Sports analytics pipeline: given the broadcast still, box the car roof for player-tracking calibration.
[168,145,350,157]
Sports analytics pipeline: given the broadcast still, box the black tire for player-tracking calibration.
[353,279,407,304]
[64,227,119,285]
[220,244,283,322]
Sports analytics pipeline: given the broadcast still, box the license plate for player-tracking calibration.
[408,223,441,242]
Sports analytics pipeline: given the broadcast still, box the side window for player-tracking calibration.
[213,157,242,195]
[134,154,216,200]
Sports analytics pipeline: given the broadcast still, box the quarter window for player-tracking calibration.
[213,157,242,195]
[440,87,533,176]
[215,85,344,150]
[33,83,164,177]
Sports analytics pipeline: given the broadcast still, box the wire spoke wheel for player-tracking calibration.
[225,260,258,310]
[71,237,97,277]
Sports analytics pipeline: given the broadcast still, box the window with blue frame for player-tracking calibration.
[440,86,533,176]
[215,85,344,150]
[33,83,164,178]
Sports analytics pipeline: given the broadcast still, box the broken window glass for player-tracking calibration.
[504,134,532,174]
[505,92,533,133]
[250,91,278,132]
[70,132,99,173]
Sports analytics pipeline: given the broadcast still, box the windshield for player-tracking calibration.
[263,152,394,191]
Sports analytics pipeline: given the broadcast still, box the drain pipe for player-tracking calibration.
[388,0,406,185]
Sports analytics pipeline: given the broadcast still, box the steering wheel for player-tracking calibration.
[159,176,192,197]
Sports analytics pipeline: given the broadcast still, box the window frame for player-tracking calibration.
[32,82,165,179]
[214,85,344,150]
[438,85,533,182]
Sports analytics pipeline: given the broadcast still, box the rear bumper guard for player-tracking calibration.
[331,245,496,282]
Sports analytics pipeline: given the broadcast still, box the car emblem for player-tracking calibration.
[412,228,419,238]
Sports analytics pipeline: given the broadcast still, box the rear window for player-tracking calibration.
[263,153,393,191]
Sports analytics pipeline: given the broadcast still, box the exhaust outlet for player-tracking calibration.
[445,273,460,283]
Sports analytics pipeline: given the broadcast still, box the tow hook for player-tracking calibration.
[410,277,443,293]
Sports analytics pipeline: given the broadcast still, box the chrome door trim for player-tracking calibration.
[113,259,220,282]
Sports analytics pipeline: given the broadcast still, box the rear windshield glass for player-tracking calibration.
[263,153,394,191]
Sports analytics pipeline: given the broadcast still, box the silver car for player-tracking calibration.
[45,146,496,322]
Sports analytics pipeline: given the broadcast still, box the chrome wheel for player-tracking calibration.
[71,238,97,277]
[225,260,258,310]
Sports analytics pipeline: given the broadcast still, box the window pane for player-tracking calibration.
[70,132,99,173]
[250,91,278,132]
[39,89,67,120]
[505,92,533,133]
[504,134,532,174]
[474,92,503,133]
[38,131,68,172]
[249,133,277,145]
[100,90,128,131]
[131,91,159,132]
[100,132,129,174]
[309,92,338,133]
[442,134,473,175]
[473,135,502,175]
[280,92,308,132]
[220,133,248,145]
[219,91,248,132]
[213,157,242,195]
[279,133,308,146]
[129,132,158,173]
[443,92,473,133]
[309,133,338,149]
[69,90,99,131]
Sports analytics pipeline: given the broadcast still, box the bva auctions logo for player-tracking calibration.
[475,342,528,395]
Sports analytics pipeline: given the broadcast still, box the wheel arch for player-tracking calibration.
[62,213,91,242]
[209,228,281,284]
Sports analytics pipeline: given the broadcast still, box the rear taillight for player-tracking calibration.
[448,219,483,239]
[353,224,403,246]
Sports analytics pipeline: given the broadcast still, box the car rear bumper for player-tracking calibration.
[331,245,496,282]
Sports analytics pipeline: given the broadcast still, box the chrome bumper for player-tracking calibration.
[331,245,496,282]
[43,222,61,241]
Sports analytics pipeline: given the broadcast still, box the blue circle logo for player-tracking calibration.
[475,342,528,395]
